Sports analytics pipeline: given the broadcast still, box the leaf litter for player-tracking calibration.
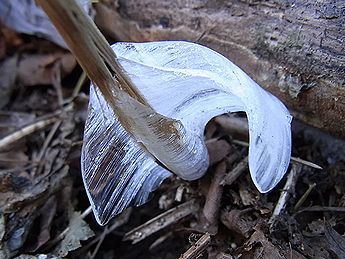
[0,15,344,259]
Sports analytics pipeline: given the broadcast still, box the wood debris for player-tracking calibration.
[124,199,199,244]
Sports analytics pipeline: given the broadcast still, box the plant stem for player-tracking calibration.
[36,0,149,108]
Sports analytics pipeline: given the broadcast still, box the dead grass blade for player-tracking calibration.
[0,116,59,151]
[269,164,302,225]
[220,156,248,186]
[232,139,322,170]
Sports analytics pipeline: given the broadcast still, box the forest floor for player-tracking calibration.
[0,25,345,259]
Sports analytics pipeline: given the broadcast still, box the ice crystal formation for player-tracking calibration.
[81,41,292,225]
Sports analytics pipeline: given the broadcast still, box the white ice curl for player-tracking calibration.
[81,41,292,225]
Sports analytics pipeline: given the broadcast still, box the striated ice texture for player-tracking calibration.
[81,41,292,225]
[81,86,171,224]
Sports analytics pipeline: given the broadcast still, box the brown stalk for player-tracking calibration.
[36,0,185,171]
[35,0,148,108]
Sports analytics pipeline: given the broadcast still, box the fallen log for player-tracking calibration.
[95,0,345,137]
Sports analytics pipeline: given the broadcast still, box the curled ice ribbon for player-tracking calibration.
[81,41,292,225]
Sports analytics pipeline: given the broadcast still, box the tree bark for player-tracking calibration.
[95,0,345,138]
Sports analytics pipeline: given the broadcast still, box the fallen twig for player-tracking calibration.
[220,208,254,238]
[202,160,227,234]
[124,199,199,244]
[179,233,211,259]
[0,103,73,152]
[0,116,59,151]
[269,164,302,225]
[220,156,248,186]
[290,157,323,170]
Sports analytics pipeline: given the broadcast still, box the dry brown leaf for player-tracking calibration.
[302,235,332,258]
[238,182,259,207]
[204,120,218,139]
[0,112,73,255]
[0,170,70,256]
[52,211,94,257]
[221,209,256,238]
[17,52,76,86]
[307,219,325,236]
[243,229,284,259]
[325,223,345,259]
[0,51,75,108]
[29,196,57,252]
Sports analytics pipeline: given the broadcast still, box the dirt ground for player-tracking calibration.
[0,24,344,259]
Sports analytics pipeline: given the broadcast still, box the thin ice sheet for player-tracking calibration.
[81,41,292,225]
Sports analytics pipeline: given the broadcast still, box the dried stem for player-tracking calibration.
[34,120,62,176]
[202,160,226,234]
[36,0,148,107]
[290,157,322,170]
[72,71,87,99]
[0,116,59,151]
[269,164,301,225]
[232,139,322,170]
[294,182,317,212]
[124,199,199,244]
[220,156,248,186]
[37,0,196,178]
[179,233,211,259]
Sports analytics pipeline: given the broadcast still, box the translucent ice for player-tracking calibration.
[81,41,292,225]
